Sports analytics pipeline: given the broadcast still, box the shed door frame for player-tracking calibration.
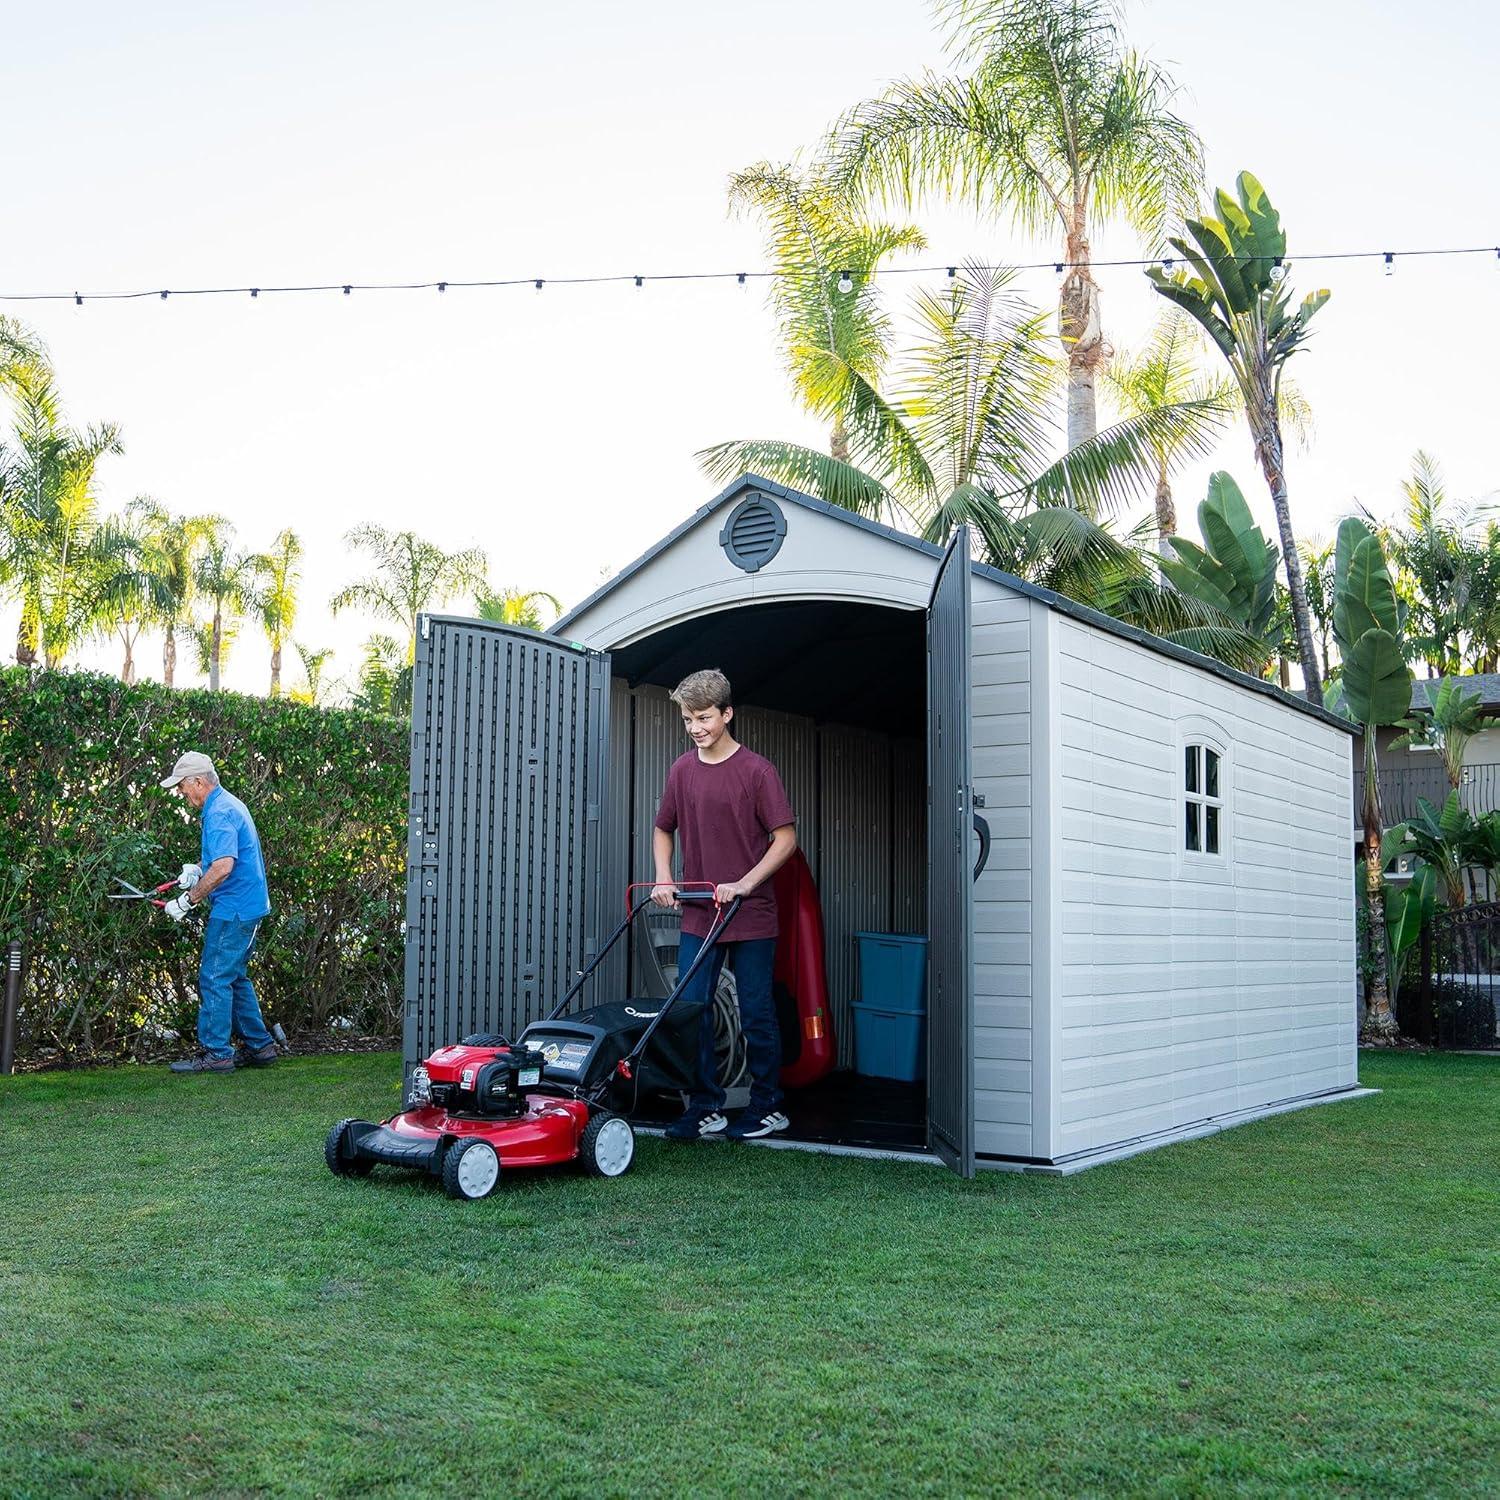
[926,529,977,1177]
[404,613,611,1077]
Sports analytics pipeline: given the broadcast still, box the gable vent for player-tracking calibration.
[719,494,787,573]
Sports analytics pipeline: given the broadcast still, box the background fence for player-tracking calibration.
[1410,900,1500,1049]
[1356,762,1500,828]
[0,668,407,1067]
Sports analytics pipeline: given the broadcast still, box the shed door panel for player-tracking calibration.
[927,529,976,1177]
[404,616,611,1071]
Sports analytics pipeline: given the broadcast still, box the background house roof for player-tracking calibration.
[1411,675,1500,712]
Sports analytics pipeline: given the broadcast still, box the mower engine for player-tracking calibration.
[409,1037,547,1118]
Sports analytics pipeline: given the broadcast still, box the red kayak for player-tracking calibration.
[772,849,836,1088]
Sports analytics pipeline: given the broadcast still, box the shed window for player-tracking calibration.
[1184,745,1223,855]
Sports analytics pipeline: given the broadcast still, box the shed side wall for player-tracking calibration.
[1052,616,1356,1159]
[969,580,1038,1158]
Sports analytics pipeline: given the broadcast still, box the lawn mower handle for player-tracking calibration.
[601,893,743,1101]
[539,885,731,1026]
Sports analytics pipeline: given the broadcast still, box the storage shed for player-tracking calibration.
[404,475,1365,1176]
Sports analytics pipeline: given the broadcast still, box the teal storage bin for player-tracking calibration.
[851,1002,926,1083]
[854,932,929,1013]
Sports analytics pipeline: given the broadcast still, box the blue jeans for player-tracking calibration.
[677,933,781,1115]
[197,917,273,1060]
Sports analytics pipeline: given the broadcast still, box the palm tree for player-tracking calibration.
[89,510,180,684]
[1149,172,1330,705]
[1462,522,1500,673]
[827,0,1203,448]
[353,633,407,715]
[0,317,46,389]
[251,528,303,696]
[189,618,239,682]
[1101,316,1234,558]
[289,643,334,706]
[729,161,926,462]
[194,520,257,691]
[331,525,487,662]
[128,499,210,688]
[1299,536,1336,685]
[475,587,563,631]
[701,263,1251,667]
[1386,452,1469,679]
[0,362,123,666]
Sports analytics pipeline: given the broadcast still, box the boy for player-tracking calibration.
[652,669,797,1140]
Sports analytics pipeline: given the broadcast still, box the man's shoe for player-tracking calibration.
[728,1110,789,1140]
[664,1110,728,1141]
[234,1042,278,1068]
[169,1052,235,1075]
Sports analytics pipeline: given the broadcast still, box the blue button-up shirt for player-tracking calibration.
[200,785,271,920]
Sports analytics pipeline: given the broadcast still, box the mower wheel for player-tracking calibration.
[578,1111,636,1178]
[441,1138,501,1200]
[324,1119,374,1178]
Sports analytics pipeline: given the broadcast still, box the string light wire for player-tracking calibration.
[8,245,1496,306]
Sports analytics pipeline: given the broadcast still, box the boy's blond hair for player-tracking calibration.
[670,669,732,712]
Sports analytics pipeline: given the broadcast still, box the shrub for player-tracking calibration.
[0,667,407,1065]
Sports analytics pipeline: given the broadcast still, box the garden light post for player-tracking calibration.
[1,941,19,1075]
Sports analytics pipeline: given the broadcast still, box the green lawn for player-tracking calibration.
[1,1052,1495,1498]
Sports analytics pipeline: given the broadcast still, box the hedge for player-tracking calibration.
[0,667,408,1065]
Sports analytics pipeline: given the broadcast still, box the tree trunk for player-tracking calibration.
[163,622,177,688]
[210,607,222,692]
[1278,658,1291,688]
[1154,462,1176,561]
[16,610,37,667]
[830,416,849,465]
[269,640,281,697]
[1360,733,1400,1042]
[1059,213,1105,450]
[121,631,136,686]
[1251,409,1323,707]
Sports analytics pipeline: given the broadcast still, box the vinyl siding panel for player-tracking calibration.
[1050,616,1357,1159]
[970,580,1036,1159]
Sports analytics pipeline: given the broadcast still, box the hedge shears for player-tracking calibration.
[108,877,178,908]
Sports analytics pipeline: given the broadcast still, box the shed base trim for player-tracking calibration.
[980,1085,1381,1176]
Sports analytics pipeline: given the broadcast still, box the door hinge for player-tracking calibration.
[972,791,986,808]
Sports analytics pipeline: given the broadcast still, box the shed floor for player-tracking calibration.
[627,1072,927,1152]
[781,1072,927,1152]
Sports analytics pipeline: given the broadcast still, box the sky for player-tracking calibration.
[2,0,1497,696]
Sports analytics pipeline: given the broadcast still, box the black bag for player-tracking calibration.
[520,997,704,1103]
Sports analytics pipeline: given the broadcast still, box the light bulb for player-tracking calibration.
[837,271,853,295]
[1269,263,1286,284]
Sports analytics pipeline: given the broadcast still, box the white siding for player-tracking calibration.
[1047,614,1357,1160]
[970,581,1038,1158]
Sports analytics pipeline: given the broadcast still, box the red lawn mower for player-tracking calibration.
[324,886,740,1200]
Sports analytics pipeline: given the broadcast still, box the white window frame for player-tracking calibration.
[1176,719,1231,881]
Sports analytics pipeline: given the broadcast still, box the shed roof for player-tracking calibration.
[553,474,1357,736]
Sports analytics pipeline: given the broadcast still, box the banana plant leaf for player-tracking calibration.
[1341,627,1412,727]
[1333,522,1401,650]
[1384,861,1438,1004]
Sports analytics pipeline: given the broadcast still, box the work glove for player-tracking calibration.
[177,863,203,890]
[163,893,195,923]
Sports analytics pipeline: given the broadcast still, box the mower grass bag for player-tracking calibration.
[520,997,704,1107]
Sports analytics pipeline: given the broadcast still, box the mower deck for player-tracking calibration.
[343,1095,590,1174]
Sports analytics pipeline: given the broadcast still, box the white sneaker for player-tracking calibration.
[730,1110,789,1140]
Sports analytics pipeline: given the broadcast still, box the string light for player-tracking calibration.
[837,270,853,294]
[4,244,1494,307]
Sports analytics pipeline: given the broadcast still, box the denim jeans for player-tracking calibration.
[197,917,274,1059]
[676,933,781,1115]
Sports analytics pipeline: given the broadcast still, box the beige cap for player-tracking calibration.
[160,751,216,789]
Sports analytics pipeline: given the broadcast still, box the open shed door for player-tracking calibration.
[927,528,976,1177]
[404,614,611,1073]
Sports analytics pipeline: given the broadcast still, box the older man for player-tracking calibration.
[160,751,276,1075]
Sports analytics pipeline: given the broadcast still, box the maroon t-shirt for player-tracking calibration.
[654,744,796,941]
